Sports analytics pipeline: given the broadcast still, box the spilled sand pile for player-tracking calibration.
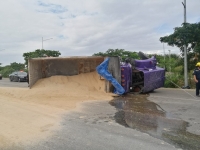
[0,71,116,147]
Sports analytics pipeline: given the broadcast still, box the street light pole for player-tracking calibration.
[42,37,53,50]
[182,0,188,88]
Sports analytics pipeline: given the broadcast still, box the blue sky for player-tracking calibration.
[0,0,200,66]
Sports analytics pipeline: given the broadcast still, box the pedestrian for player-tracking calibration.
[193,62,200,97]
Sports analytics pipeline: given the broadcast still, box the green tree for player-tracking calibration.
[160,22,200,53]
[93,49,140,61]
[0,62,26,77]
[23,49,61,66]
[160,22,200,72]
[10,62,25,71]
[0,63,2,71]
[0,66,15,77]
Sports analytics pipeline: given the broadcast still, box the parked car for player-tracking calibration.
[9,71,28,82]
[0,74,2,80]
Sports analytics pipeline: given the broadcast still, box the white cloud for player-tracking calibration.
[0,0,200,66]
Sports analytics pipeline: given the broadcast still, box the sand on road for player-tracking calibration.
[0,71,115,147]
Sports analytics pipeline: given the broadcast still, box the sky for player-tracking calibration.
[0,0,200,66]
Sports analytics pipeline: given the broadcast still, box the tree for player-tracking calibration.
[0,66,15,77]
[160,22,200,53]
[160,22,200,72]
[23,49,61,66]
[0,63,2,71]
[0,62,26,77]
[10,62,25,71]
[93,49,140,61]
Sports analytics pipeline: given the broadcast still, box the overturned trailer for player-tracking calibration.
[28,56,121,93]
[28,53,165,94]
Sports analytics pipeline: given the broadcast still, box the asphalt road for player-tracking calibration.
[1,79,200,150]
[0,78,28,88]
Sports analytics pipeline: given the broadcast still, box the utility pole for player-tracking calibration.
[182,0,188,88]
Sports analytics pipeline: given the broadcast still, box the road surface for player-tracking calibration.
[0,78,28,88]
[0,78,199,150]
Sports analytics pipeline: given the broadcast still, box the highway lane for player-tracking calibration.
[0,78,28,88]
[0,77,200,150]
[21,89,200,150]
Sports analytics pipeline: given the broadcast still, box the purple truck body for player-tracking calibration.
[121,56,165,93]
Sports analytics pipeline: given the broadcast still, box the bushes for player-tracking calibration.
[164,71,195,89]
[0,62,26,77]
[164,73,184,88]
[0,67,15,77]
